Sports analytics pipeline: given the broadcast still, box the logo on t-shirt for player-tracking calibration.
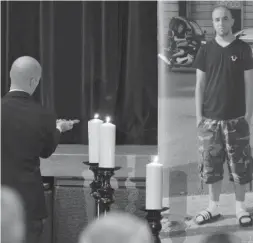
[231,55,238,62]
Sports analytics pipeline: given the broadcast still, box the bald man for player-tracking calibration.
[1,56,78,243]
[78,212,154,243]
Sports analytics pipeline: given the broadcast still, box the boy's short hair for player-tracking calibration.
[211,5,233,19]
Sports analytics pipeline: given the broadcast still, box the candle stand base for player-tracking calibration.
[141,207,169,243]
[84,162,121,217]
[83,162,101,217]
[98,166,121,215]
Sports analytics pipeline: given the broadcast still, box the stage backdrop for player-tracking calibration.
[1,1,158,145]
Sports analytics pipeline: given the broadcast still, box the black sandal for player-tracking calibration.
[194,210,221,225]
[237,211,253,227]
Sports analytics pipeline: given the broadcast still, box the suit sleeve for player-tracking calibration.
[192,45,206,72]
[40,111,61,159]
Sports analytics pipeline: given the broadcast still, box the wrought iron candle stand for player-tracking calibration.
[84,161,121,217]
[97,166,121,215]
[83,162,102,217]
[141,207,169,243]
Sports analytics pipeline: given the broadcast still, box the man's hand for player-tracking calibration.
[56,119,80,133]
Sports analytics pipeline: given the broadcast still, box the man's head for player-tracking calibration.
[10,56,42,95]
[1,186,25,243]
[212,6,234,37]
[79,212,153,243]
[201,232,240,243]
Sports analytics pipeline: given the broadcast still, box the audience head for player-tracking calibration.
[201,232,241,243]
[1,186,25,243]
[79,211,153,243]
[10,56,42,95]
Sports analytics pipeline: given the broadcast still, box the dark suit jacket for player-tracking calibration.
[1,91,61,220]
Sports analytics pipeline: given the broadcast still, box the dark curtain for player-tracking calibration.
[1,1,158,145]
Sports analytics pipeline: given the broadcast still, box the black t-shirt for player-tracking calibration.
[193,38,253,120]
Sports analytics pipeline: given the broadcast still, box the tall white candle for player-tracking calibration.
[88,114,103,163]
[146,156,163,210]
[99,116,116,168]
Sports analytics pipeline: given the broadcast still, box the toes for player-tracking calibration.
[241,218,251,224]
[196,215,204,223]
[236,211,253,226]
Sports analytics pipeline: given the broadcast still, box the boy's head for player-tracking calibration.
[212,5,234,37]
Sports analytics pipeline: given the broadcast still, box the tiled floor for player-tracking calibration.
[160,193,253,243]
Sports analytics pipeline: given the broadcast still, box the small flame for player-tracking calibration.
[152,155,159,163]
[94,113,99,119]
[105,116,111,123]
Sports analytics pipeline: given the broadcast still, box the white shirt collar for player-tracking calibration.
[9,89,27,92]
[9,89,31,96]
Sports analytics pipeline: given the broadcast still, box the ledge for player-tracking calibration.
[41,144,157,184]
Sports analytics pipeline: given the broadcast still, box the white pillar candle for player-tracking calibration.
[146,156,163,210]
[88,114,103,163]
[99,116,116,168]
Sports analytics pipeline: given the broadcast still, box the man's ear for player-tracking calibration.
[30,78,36,88]
[231,18,235,28]
[30,77,39,87]
[29,78,34,87]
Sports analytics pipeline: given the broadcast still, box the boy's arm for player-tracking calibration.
[192,45,207,126]
[243,45,253,124]
[245,69,253,124]
[195,70,206,126]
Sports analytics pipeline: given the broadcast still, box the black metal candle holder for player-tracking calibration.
[97,166,121,215]
[141,207,169,243]
[83,161,102,217]
[84,161,121,217]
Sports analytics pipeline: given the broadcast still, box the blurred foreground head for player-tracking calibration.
[201,232,241,243]
[1,186,25,243]
[10,56,42,95]
[79,211,153,243]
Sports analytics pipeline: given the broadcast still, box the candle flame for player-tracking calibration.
[152,155,159,163]
[94,113,99,119]
[105,116,111,123]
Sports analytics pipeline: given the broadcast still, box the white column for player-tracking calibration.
[157,1,177,206]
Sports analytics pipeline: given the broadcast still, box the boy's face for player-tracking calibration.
[212,7,234,37]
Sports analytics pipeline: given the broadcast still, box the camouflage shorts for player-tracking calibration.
[197,116,253,185]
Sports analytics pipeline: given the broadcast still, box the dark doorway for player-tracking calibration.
[179,1,187,17]
[230,9,241,33]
